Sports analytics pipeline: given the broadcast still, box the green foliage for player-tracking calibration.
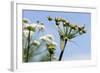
[47,16,86,40]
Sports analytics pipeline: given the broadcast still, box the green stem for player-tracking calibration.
[58,25,64,35]
[50,54,52,61]
[59,40,67,61]
[68,28,72,35]
[26,30,30,62]
[65,26,68,35]
[64,27,66,34]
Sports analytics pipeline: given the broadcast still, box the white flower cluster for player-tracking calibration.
[34,24,45,31]
[23,22,45,38]
[31,40,40,46]
[40,34,57,46]
[23,23,45,31]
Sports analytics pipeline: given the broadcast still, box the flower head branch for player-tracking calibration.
[47,16,86,61]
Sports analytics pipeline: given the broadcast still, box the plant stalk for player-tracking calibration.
[50,54,52,61]
[26,30,30,62]
[59,39,67,61]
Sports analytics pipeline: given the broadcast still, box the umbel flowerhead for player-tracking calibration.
[40,34,57,54]
[46,43,56,54]
[31,40,40,47]
[47,16,86,50]
[47,16,86,40]
[48,16,86,61]
[22,18,45,38]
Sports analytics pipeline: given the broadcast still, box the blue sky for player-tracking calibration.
[23,10,91,61]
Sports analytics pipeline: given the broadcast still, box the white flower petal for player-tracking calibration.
[40,36,50,42]
[23,23,30,29]
[40,34,56,44]
[51,42,57,46]
[23,22,45,32]
[46,34,54,40]
[31,40,40,46]
[31,23,38,28]
[36,24,45,31]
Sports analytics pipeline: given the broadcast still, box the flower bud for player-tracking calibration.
[61,19,66,22]
[24,26,35,32]
[22,18,30,24]
[79,29,86,35]
[55,17,61,22]
[48,16,53,21]
[63,21,69,26]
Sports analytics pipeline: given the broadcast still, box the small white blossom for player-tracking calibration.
[46,34,54,41]
[40,36,52,44]
[23,23,45,32]
[51,41,57,46]
[31,40,40,46]
[35,24,45,31]
[23,23,29,29]
[23,23,36,29]
[30,23,37,28]
[40,34,56,44]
